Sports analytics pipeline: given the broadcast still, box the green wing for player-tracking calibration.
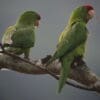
[2,25,16,44]
[57,22,88,93]
[11,27,35,48]
[54,22,88,59]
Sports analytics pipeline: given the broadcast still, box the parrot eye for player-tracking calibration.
[37,15,41,20]
[83,5,95,19]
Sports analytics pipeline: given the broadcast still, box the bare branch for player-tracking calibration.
[0,52,100,93]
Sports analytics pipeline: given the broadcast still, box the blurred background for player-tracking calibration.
[0,0,100,100]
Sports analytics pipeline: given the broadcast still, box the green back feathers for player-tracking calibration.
[68,6,88,25]
[17,11,41,26]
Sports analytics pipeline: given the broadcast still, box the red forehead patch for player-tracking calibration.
[83,4,94,10]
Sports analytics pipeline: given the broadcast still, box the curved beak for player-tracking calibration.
[88,10,95,18]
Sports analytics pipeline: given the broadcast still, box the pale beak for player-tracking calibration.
[88,10,95,18]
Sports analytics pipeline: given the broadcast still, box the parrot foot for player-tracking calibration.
[1,43,11,51]
[24,57,30,61]
[41,55,52,64]
[71,56,84,68]
[3,43,10,47]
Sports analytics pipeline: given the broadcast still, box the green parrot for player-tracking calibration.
[2,11,41,59]
[45,5,95,93]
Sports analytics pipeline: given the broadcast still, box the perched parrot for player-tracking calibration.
[2,11,41,59]
[45,5,95,93]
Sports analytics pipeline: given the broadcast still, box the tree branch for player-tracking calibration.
[0,51,100,93]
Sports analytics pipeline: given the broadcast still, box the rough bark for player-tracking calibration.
[0,53,100,93]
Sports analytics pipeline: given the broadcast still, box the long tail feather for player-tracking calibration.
[58,56,72,93]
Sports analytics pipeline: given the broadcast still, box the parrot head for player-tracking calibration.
[17,11,41,27]
[69,4,95,24]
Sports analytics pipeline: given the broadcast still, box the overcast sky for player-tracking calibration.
[0,0,100,100]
